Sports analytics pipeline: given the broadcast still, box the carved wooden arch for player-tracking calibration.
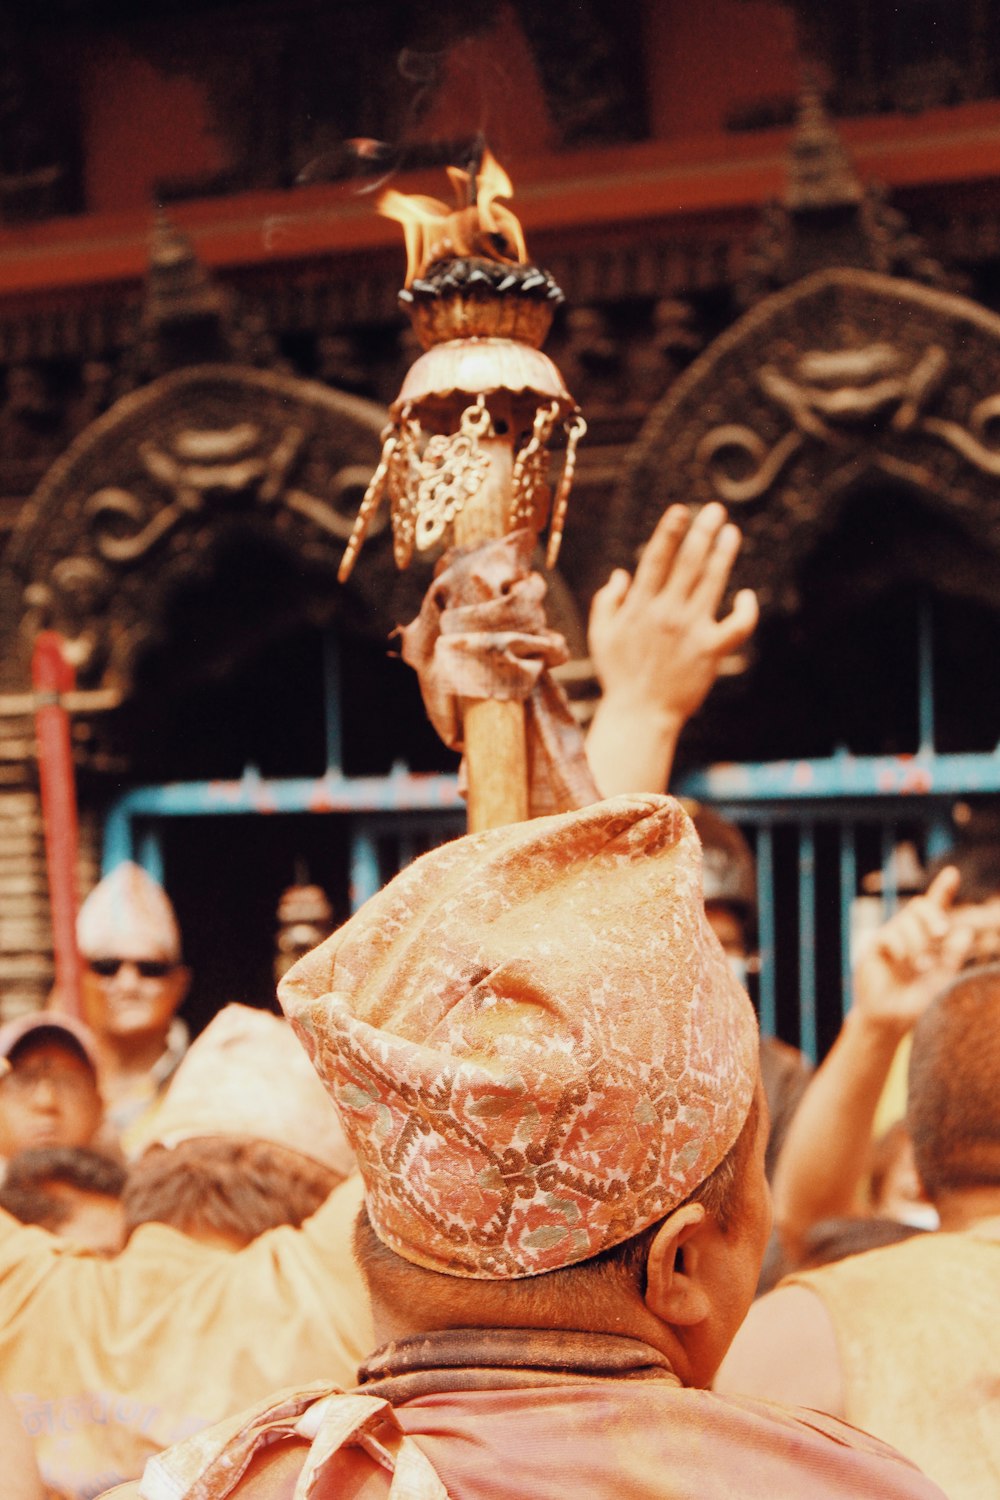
[609,268,1000,620]
[2,364,403,694]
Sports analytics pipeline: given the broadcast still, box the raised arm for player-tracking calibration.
[585,501,758,797]
[770,866,964,1257]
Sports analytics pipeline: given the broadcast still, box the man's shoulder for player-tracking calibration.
[714,1281,845,1415]
[397,1373,944,1497]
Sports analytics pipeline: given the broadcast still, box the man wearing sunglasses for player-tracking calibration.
[76,862,191,1148]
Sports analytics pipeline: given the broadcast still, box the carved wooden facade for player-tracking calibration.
[5,17,1000,1014]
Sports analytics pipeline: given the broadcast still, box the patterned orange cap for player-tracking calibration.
[279,795,758,1279]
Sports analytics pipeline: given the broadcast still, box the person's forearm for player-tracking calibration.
[770,1009,905,1253]
[585,698,682,797]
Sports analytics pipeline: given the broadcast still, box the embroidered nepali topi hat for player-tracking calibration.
[77,861,182,964]
[279,794,758,1279]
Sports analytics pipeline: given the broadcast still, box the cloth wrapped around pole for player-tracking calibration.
[400,530,599,819]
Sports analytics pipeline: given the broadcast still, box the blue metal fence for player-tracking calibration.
[670,782,963,1059]
[101,621,1000,1062]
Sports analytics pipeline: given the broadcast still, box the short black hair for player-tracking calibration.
[4,1146,125,1197]
[908,963,1000,1199]
[0,1147,126,1230]
[354,1090,763,1320]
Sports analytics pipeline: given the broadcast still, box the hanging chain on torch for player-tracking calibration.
[510,401,559,532]
[339,393,587,578]
[388,410,422,569]
[338,408,422,581]
[546,412,588,569]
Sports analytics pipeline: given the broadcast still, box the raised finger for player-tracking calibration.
[588,569,631,639]
[711,588,759,655]
[630,504,691,598]
[662,501,728,599]
[924,864,960,914]
[690,521,743,617]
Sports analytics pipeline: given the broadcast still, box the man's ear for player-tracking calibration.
[644,1203,713,1328]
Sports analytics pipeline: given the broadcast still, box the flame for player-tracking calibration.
[379,149,527,285]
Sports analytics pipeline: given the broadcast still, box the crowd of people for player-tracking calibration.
[0,501,995,1498]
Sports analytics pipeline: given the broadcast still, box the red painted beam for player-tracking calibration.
[1,101,1000,301]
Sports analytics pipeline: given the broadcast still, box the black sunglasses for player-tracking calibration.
[87,957,176,980]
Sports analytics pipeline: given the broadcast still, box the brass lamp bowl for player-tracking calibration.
[392,337,575,433]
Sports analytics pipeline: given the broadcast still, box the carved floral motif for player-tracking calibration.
[5,365,388,688]
[610,268,1000,617]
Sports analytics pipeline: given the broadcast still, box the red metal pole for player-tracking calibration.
[32,632,84,1017]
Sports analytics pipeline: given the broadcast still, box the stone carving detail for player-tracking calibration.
[696,340,951,505]
[6,365,388,689]
[609,268,1000,618]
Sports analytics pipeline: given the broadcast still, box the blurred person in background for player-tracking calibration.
[764,865,965,1265]
[0,1004,369,1500]
[75,862,191,1147]
[0,1015,105,1165]
[687,803,813,1184]
[717,960,1000,1499]
[0,1145,126,1253]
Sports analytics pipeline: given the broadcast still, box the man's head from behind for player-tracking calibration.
[924,839,1000,968]
[0,1145,126,1253]
[0,1016,104,1159]
[281,795,766,1386]
[908,962,1000,1215]
[76,862,190,1050]
[123,1003,355,1248]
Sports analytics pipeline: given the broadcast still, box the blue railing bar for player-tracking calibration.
[839,824,856,1023]
[799,823,817,1062]
[349,830,382,911]
[102,810,137,874]
[677,746,1000,801]
[755,824,776,1039]
[136,825,165,886]
[322,630,343,776]
[926,816,953,862]
[703,798,956,827]
[106,765,463,821]
[917,596,935,755]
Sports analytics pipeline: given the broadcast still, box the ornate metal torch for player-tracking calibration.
[339,152,587,831]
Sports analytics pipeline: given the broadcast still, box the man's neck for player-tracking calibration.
[100,1029,171,1084]
[369,1287,691,1382]
[935,1186,1000,1233]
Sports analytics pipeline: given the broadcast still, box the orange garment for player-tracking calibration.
[0,1175,372,1500]
[102,1329,946,1500]
[787,1223,1000,1500]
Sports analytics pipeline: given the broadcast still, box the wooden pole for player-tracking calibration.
[452,402,530,832]
[32,631,84,1017]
